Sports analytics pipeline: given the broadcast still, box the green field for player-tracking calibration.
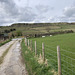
[29,33,75,75]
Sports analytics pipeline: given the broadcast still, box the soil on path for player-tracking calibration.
[0,39,28,75]
[0,41,14,57]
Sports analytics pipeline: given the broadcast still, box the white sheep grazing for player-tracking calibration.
[42,36,45,37]
[50,35,52,36]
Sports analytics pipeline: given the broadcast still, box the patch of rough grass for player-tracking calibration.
[25,51,28,54]
[51,69,58,75]
[0,42,14,64]
[37,54,57,75]
[35,53,48,66]
[21,39,54,75]
[0,39,11,47]
[38,53,43,64]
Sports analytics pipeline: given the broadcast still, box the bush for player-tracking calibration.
[16,31,22,36]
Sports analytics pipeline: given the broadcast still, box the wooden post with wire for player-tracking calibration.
[30,40,32,51]
[42,43,45,62]
[28,39,29,48]
[57,46,62,75]
[35,41,37,56]
[26,39,28,46]
[25,38,27,46]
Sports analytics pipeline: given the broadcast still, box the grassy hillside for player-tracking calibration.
[0,23,75,36]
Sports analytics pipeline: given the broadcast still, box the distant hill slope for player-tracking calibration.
[11,22,75,27]
[0,22,75,37]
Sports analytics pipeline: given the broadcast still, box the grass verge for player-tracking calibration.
[0,39,11,47]
[21,39,55,75]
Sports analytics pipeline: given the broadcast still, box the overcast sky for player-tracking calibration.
[0,0,75,26]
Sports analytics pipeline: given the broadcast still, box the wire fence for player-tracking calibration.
[24,38,75,75]
[61,49,75,75]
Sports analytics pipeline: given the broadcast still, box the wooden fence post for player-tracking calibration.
[26,39,28,46]
[25,38,27,46]
[57,46,62,75]
[28,39,29,48]
[42,43,45,62]
[35,41,37,56]
[30,40,32,51]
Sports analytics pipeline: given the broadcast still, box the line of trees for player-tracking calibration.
[4,28,16,33]
[8,30,22,38]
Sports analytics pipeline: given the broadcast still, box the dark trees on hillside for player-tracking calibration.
[4,30,10,33]
[10,28,16,31]
[16,31,22,36]
[4,28,16,33]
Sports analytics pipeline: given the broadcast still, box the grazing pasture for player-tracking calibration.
[29,33,75,75]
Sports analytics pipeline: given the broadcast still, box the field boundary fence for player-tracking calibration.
[24,38,75,75]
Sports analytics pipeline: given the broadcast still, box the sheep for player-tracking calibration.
[42,36,45,38]
[50,35,52,36]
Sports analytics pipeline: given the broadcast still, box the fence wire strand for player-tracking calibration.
[25,38,75,75]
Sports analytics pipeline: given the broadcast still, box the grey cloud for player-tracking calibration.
[53,15,75,22]
[0,0,75,26]
[64,7,75,17]
[50,6,75,22]
[57,16,69,22]
[0,0,37,26]
[0,0,19,17]
[33,15,50,23]
[57,6,75,22]
[18,7,37,22]
[0,0,19,26]
[0,0,19,19]
[36,4,53,13]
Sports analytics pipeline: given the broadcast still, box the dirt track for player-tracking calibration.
[0,39,28,75]
[0,41,14,57]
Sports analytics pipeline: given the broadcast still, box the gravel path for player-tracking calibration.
[0,41,14,57]
[0,39,28,75]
